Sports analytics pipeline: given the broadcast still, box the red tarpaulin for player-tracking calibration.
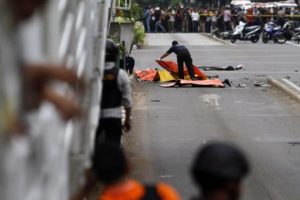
[134,69,159,81]
[156,60,207,80]
[161,79,224,88]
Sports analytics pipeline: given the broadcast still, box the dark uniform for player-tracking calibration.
[96,66,123,145]
[95,40,132,146]
[166,44,195,79]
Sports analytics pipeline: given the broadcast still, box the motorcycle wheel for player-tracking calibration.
[231,37,237,43]
[251,35,259,43]
[276,35,287,44]
[262,32,269,43]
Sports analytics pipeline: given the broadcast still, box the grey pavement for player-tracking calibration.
[127,33,300,200]
[145,33,223,46]
[134,33,300,85]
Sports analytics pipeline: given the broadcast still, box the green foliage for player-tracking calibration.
[134,21,145,45]
[123,3,143,21]
[114,2,143,22]
[114,16,128,23]
[135,0,171,7]
[170,0,181,7]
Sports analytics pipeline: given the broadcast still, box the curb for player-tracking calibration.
[200,33,227,45]
[267,76,300,102]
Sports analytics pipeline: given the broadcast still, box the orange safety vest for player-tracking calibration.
[99,179,181,200]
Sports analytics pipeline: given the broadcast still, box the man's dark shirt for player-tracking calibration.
[154,10,161,21]
[167,45,189,56]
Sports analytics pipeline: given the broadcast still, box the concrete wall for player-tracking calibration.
[109,22,135,54]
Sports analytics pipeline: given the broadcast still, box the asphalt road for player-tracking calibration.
[126,33,300,200]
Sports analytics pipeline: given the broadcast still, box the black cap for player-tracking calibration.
[172,40,178,46]
[92,143,127,185]
[106,39,119,62]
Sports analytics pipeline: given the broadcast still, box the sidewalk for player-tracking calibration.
[144,33,224,46]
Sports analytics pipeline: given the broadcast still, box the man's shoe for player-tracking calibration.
[175,80,182,87]
[223,79,231,87]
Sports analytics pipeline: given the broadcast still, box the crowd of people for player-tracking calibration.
[143,3,300,33]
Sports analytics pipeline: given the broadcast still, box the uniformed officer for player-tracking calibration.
[160,40,196,80]
[95,39,132,146]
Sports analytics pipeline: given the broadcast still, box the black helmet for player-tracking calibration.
[106,39,119,62]
[172,40,178,46]
[191,142,249,191]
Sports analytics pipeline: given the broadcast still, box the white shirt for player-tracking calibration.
[191,11,200,21]
[224,9,231,22]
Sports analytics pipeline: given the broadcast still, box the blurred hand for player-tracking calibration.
[42,87,81,120]
[23,65,85,120]
[23,65,84,91]
[123,119,131,132]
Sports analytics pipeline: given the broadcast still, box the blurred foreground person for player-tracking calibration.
[95,39,132,146]
[72,143,181,200]
[191,142,250,200]
[1,0,83,199]
[1,0,82,135]
[94,143,181,200]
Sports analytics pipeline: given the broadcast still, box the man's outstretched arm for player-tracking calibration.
[160,52,170,60]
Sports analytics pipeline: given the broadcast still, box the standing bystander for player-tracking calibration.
[223,6,232,31]
[191,9,200,32]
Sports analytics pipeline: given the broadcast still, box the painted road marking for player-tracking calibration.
[201,94,221,110]
[160,174,174,178]
[287,41,300,47]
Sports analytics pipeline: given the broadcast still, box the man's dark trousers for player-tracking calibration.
[177,51,195,79]
[95,118,123,146]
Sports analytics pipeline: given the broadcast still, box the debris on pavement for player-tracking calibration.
[288,142,300,146]
[151,100,161,102]
[237,83,247,88]
[223,79,231,87]
[254,83,271,87]
[199,64,244,71]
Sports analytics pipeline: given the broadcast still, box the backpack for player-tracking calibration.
[125,56,135,74]
[141,185,161,200]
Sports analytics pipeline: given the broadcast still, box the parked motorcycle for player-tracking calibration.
[273,21,293,44]
[211,28,232,40]
[261,21,281,43]
[231,21,262,43]
[292,26,300,43]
